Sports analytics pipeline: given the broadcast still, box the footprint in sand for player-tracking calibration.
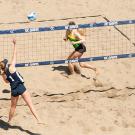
[100,126,114,132]
[93,78,103,87]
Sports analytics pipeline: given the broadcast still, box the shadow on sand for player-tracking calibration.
[52,65,90,79]
[0,119,41,135]
[52,65,69,74]
[2,89,10,94]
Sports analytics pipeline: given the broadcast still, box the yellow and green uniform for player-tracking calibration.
[67,34,80,49]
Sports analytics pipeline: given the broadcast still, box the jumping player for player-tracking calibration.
[0,39,42,124]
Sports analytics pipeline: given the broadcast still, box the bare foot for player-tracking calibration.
[7,120,12,126]
[74,64,81,74]
[68,70,75,75]
[93,77,103,87]
[95,68,100,76]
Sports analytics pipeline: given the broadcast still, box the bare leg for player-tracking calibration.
[8,96,19,123]
[21,91,41,123]
[68,52,82,74]
[68,63,75,74]
[68,51,82,59]
[74,63,81,74]
[67,51,76,74]
[71,51,99,75]
[79,62,97,72]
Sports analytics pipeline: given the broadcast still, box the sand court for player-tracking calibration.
[0,0,135,135]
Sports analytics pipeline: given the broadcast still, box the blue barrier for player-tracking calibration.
[15,53,135,67]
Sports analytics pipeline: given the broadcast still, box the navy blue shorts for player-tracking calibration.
[11,83,26,97]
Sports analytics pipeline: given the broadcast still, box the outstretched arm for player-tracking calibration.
[9,39,17,73]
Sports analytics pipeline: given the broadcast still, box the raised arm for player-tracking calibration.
[9,39,17,73]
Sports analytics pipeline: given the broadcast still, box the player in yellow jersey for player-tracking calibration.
[64,21,98,75]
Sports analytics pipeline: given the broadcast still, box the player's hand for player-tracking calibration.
[63,37,67,41]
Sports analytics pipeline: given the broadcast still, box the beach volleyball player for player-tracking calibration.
[0,39,42,124]
[64,21,98,75]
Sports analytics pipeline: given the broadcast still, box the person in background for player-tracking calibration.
[64,21,98,75]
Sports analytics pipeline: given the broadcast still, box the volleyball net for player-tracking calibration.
[0,19,135,67]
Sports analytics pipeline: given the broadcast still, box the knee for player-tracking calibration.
[79,63,85,68]
[11,102,17,108]
[11,104,16,109]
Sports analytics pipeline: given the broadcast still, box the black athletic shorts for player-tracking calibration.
[75,43,86,53]
[11,83,26,97]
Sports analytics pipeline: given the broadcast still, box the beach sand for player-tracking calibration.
[0,0,135,135]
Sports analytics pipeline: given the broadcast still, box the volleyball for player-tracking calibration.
[27,12,37,21]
